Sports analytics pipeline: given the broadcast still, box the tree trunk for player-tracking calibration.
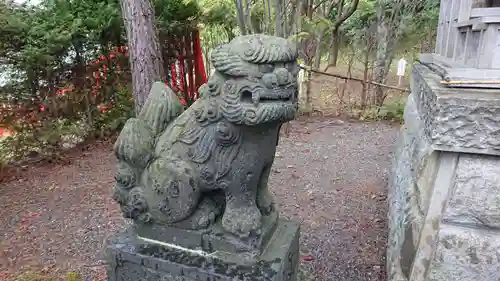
[323,0,359,71]
[373,0,416,106]
[373,18,389,106]
[307,0,314,20]
[275,0,284,36]
[244,0,254,33]
[120,0,165,115]
[338,51,354,110]
[295,0,302,34]
[266,0,272,33]
[313,29,325,69]
[326,27,340,68]
[287,0,298,36]
[361,43,370,109]
[234,0,248,35]
[27,68,38,97]
[73,41,86,93]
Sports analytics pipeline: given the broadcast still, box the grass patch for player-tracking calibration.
[356,99,406,123]
[13,270,83,281]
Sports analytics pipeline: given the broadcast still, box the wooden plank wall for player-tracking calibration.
[435,0,472,58]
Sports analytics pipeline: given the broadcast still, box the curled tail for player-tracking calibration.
[112,82,185,223]
[114,82,185,167]
[138,82,185,138]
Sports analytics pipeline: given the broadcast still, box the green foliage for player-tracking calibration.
[356,98,406,123]
[400,0,440,45]
[343,0,377,38]
[198,0,238,50]
[155,0,201,30]
[201,0,236,27]
[93,84,135,134]
[0,0,436,167]
[341,0,439,53]
[0,0,200,166]
[0,82,134,166]
[14,271,56,281]
[65,272,83,281]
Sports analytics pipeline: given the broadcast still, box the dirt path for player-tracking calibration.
[0,117,399,281]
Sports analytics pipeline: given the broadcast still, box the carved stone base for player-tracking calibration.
[134,211,279,260]
[388,59,500,281]
[106,219,300,281]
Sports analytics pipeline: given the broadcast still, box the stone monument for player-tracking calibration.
[388,1,500,281]
[106,34,300,281]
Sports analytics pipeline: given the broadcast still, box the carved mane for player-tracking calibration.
[210,35,298,77]
[176,120,242,185]
[172,34,298,181]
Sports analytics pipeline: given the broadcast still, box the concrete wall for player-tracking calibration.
[387,61,500,281]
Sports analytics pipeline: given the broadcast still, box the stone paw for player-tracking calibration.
[197,210,217,229]
[257,201,275,216]
[257,189,275,216]
[173,198,220,230]
[222,205,262,238]
[195,199,219,229]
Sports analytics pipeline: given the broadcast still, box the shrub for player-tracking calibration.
[0,83,134,168]
[13,270,83,281]
[350,98,405,123]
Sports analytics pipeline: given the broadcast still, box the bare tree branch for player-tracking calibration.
[333,0,359,27]
[312,0,337,12]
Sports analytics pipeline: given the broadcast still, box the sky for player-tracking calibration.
[13,0,42,5]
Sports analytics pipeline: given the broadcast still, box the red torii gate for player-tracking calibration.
[166,29,208,105]
[53,28,208,109]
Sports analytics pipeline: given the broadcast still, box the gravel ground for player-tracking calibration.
[0,117,399,281]
[274,118,399,281]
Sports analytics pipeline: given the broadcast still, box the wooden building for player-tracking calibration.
[435,0,500,68]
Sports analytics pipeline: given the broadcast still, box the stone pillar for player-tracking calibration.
[388,58,500,281]
[106,34,301,281]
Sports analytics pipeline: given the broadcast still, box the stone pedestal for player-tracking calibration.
[106,219,300,281]
[388,57,500,281]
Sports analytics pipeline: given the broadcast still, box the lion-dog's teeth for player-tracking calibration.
[252,91,260,105]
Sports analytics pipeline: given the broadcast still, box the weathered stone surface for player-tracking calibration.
[107,219,300,281]
[112,34,299,246]
[409,64,437,147]
[134,211,279,257]
[428,224,500,281]
[388,61,500,281]
[387,92,438,281]
[412,63,500,155]
[107,34,300,281]
[406,152,459,281]
[443,154,500,229]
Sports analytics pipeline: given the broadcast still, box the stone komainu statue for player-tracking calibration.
[113,34,299,238]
